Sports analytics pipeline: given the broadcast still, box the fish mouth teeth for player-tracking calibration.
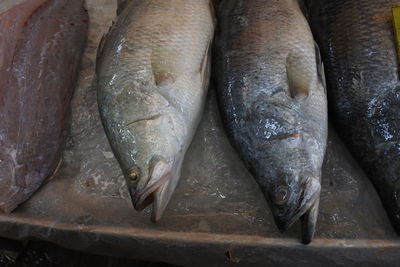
[277,177,321,232]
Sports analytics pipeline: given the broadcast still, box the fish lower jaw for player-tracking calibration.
[129,171,172,222]
[275,191,320,233]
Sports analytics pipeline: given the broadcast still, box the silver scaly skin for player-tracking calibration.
[96,0,215,221]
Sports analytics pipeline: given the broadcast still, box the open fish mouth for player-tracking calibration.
[275,177,321,244]
[129,158,175,222]
[131,173,171,222]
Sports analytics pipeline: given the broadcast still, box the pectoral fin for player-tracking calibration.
[151,51,177,87]
[286,52,312,99]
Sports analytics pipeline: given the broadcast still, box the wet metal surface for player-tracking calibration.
[0,0,400,266]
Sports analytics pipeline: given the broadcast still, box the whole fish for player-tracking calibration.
[0,0,88,212]
[307,0,400,233]
[96,0,214,221]
[214,0,328,243]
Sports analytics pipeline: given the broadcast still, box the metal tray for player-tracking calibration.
[1,0,400,266]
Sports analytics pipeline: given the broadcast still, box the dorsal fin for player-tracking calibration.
[286,52,312,99]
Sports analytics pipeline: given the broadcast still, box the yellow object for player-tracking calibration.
[392,6,400,63]
[129,171,139,183]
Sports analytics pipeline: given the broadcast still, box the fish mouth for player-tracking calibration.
[275,177,321,243]
[129,158,174,222]
[132,174,171,222]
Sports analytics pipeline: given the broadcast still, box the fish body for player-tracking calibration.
[96,0,214,221]
[214,0,328,243]
[0,0,88,212]
[307,0,400,233]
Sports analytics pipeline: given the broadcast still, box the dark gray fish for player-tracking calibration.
[307,0,400,233]
[214,0,328,243]
[96,0,214,221]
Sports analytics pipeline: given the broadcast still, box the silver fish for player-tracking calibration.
[96,0,215,221]
[214,0,328,243]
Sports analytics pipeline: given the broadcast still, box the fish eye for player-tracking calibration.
[274,186,290,205]
[128,168,140,184]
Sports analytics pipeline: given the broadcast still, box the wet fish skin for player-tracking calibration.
[214,0,328,243]
[307,0,400,233]
[117,0,130,15]
[0,0,88,213]
[96,0,214,221]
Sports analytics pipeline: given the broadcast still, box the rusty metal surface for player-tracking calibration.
[0,0,400,266]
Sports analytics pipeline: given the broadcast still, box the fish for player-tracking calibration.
[96,0,215,222]
[214,0,328,243]
[0,0,88,213]
[306,0,400,233]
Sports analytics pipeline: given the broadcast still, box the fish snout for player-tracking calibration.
[273,177,321,233]
[128,156,175,222]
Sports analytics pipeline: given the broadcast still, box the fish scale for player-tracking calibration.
[307,0,400,232]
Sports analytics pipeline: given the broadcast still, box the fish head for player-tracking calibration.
[261,130,325,243]
[125,154,182,222]
[255,111,326,243]
[268,175,320,233]
[117,112,185,223]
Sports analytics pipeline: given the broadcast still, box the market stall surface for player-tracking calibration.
[0,0,400,266]
[0,240,176,267]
